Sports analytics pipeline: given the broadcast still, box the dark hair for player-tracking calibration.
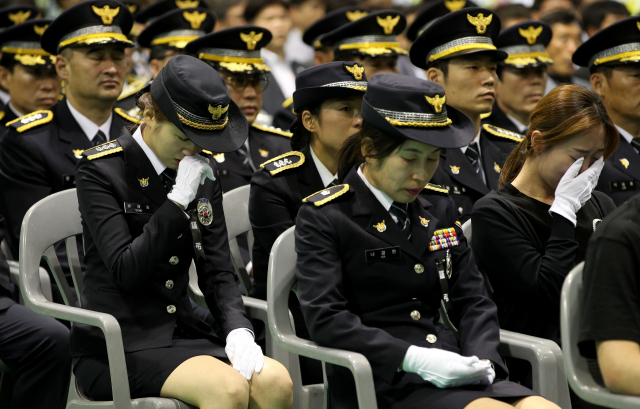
[243,0,287,23]
[532,0,580,12]
[426,58,449,78]
[0,53,17,71]
[581,0,629,31]
[540,9,580,26]
[495,4,532,24]
[337,121,405,182]
[499,84,619,187]
[211,0,244,19]
[136,91,169,122]
[290,103,321,150]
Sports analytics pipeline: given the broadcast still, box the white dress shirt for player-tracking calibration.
[504,112,528,134]
[66,100,113,142]
[7,102,23,118]
[616,125,637,153]
[131,125,166,175]
[357,164,393,212]
[261,48,296,99]
[0,89,9,105]
[310,146,337,187]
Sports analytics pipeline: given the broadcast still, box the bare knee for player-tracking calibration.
[465,398,513,409]
[513,396,561,409]
[219,374,250,409]
[251,358,293,408]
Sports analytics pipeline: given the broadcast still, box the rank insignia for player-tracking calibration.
[483,124,524,142]
[213,153,225,163]
[92,5,120,25]
[261,151,305,175]
[620,158,629,169]
[467,13,492,34]
[374,220,387,232]
[7,110,54,133]
[73,149,84,159]
[197,198,213,226]
[419,216,430,227]
[494,162,501,173]
[303,184,350,206]
[450,165,460,175]
[138,177,149,187]
[258,149,269,157]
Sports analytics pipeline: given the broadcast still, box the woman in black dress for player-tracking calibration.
[294,72,559,409]
[471,85,618,386]
[72,56,292,408]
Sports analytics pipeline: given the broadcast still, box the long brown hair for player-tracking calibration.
[499,84,619,187]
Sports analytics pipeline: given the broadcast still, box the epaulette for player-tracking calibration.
[423,183,449,195]
[117,77,150,101]
[251,123,292,138]
[482,124,524,142]
[7,110,53,133]
[480,111,492,120]
[281,96,295,114]
[115,107,143,124]
[81,140,123,160]
[0,111,5,122]
[260,151,304,175]
[303,184,349,207]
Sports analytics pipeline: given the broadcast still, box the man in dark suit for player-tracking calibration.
[574,17,640,206]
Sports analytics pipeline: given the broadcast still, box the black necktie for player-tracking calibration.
[631,138,640,153]
[91,130,107,147]
[390,201,411,239]
[327,178,338,188]
[160,168,176,193]
[237,144,257,172]
[465,141,480,173]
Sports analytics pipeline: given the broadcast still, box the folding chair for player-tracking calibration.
[560,263,640,409]
[268,226,573,409]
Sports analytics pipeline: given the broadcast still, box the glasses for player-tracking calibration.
[222,75,269,92]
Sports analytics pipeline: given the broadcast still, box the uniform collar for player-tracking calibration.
[616,124,634,146]
[357,164,394,211]
[131,125,167,176]
[7,102,23,118]
[504,111,528,134]
[66,99,113,141]
[0,89,9,105]
[310,145,337,188]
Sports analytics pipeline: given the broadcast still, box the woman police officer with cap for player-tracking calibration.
[73,55,292,409]
[249,61,366,384]
[294,73,559,409]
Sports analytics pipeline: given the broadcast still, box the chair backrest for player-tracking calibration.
[461,219,472,239]
[221,185,253,294]
[560,262,640,409]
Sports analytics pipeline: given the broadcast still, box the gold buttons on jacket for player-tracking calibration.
[410,310,421,320]
[167,305,176,313]
[426,334,437,343]
[414,264,424,274]
[169,256,179,265]
[165,280,174,289]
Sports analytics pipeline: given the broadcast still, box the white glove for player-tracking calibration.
[478,361,496,385]
[549,157,604,226]
[402,346,492,388]
[167,155,215,208]
[225,328,264,380]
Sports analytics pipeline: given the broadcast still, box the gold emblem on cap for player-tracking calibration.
[127,4,138,14]
[467,13,492,34]
[425,94,446,113]
[208,104,229,120]
[518,26,543,45]
[376,15,401,35]
[33,24,48,36]
[175,0,199,8]
[92,5,120,25]
[346,10,368,21]
[8,10,31,25]
[620,158,630,169]
[183,10,207,29]
[345,63,365,80]
[444,0,466,12]
[14,55,46,66]
[240,31,263,50]
[373,220,387,232]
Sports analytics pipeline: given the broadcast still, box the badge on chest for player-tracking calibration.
[365,246,401,262]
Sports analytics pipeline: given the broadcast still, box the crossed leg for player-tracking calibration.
[465,396,562,409]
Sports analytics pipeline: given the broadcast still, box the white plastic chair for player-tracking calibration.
[561,263,640,409]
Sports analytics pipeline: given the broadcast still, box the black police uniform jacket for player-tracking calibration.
[595,134,640,206]
[0,100,137,261]
[0,105,18,128]
[295,167,530,409]
[70,132,252,357]
[482,102,525,136]
[212,123,292,193]
[430,126,524,223]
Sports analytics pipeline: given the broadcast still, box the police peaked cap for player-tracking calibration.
[293,61,367,111]
[134,0,209,24]
[137,8,215,49]
[0,19,54,68]
[496,21,554,68]
[573,16,640,69]
[302,6,369,49]
[0,5,39,30]
[407,0,477,42]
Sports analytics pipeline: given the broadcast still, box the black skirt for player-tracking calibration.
[74,336,227,401]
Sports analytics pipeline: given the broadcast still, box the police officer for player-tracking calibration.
[0,19,60,128]
[0,0,138,282]
[573,16,640,206]
[73,55,293,406]
[410,8,516,222]
[187,26,292,193]
[484,21,554,135]
[294,73,556,409]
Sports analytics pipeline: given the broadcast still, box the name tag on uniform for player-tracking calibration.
[124,202,153,215]
[62,174,76,189]
[443,185,468,195]
[610,180,636,193]
[365,246,401,262]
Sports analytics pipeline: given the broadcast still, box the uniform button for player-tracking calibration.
[165,280,174,289]
[410,310,421,320]
[414,264,424,274]
[458,207,464,215]
[169,256,179,265]
[167,305,176,314]
[426,334,437,343]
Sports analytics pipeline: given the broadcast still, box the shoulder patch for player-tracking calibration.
[260,151,304,175]
[251,123,292,138]
[482,124,524,142]
[7,110,53,133]
[114,107,143,124]
[303,184,349,207]
[117,78,149,101]
[81,140,123,160]
[424,183,449,195]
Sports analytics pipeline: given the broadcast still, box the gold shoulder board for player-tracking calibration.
[0,111,5,122]
[117,78,149,101]
[482,124,524,142]
[480,111,492,120]
[260,151,304,175]
[424,183,449,194]
[7,110,54,133]
[81,140,123,160]
[115,107,143,124]
[252,123,292,138]
[302,184,350,207]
